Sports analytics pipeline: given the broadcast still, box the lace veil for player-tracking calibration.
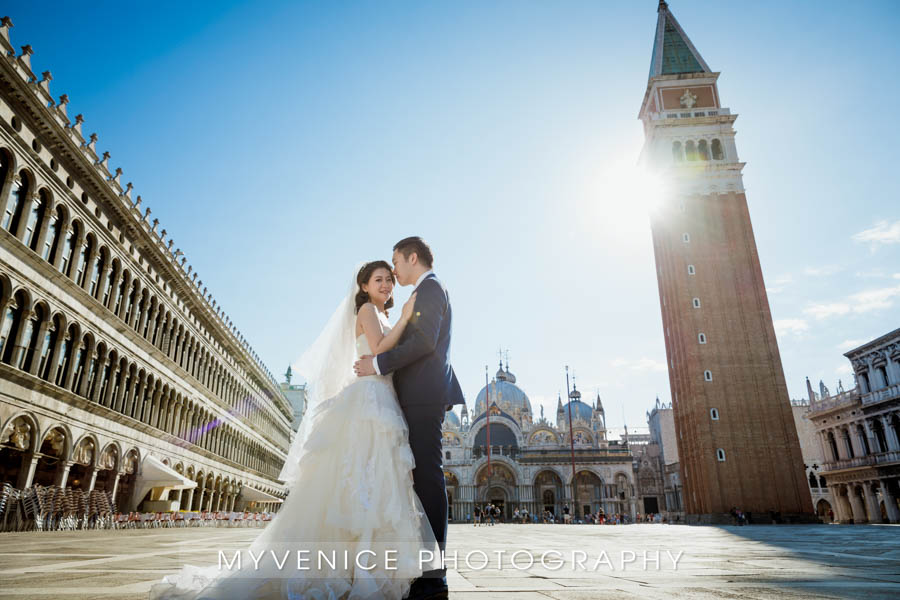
[278,262,364,486]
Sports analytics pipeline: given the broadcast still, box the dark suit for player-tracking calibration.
[376,273,464,578]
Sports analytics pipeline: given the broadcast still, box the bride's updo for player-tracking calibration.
[355,260,395,314]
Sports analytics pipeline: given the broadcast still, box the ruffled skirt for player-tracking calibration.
[148,375,439,600]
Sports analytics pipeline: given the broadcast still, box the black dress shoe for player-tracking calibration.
[417,577,449,600]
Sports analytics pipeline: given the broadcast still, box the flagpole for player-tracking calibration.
[566,366,578,522]
[484,365,492,482]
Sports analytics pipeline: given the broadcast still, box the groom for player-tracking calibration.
[354,236,464,600]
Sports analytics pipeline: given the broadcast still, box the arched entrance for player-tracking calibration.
[34,426,68,486]
[575,470,604,518]
[0,415,36,487]
[475,462,516,521]
[816,498,833,522]
[533,469,563,519]
[93,444,119,494]
[115,449,138,511]
[69,437,96,490]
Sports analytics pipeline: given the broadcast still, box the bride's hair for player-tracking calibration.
[355,261,395,314]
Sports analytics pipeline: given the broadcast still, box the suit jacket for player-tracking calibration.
[376,274,465,409]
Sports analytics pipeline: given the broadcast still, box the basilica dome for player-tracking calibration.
[473,364,531,416]
[559,388,594,423]
[444,408,461,429]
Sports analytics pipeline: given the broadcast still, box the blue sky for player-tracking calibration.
[10,1,899,429]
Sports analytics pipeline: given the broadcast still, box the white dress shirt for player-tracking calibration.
[373,270,434,375]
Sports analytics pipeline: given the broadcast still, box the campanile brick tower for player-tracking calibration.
[638,1,814,522]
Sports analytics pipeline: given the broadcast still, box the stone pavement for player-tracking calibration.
[0,523,898,599]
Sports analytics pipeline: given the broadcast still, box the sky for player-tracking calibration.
[9,0,899,430]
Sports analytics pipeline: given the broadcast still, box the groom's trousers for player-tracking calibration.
[403,401,448,579]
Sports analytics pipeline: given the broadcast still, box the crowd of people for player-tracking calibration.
[466,503,677,525]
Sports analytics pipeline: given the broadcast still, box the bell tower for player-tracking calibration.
[639,1,813,522]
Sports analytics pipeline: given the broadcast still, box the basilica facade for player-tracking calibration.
[0,19,290,515]
[440,363,636,522]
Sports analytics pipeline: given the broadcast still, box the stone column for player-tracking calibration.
[882,415,900,451]
[76,345,96,398]
[26,314,51,376]
[879,480,900,524]
[828,485,847,523]
[97,265,113,308]
[80,239,98,292]
[128,372,146,420]
[847,485,867,523]
[862,483,881,523]
[113,368,129,414]
[45,327,67,385]
[110,472,121,508]
[184,487,195,512]
[863,419,880,453]
[86,467,99,492]
[62,338,81,392]
[32,201,54,256]
[147,385,162,426]
[90,352,109,403]
[17,453,40,489]
[9,310,35,369]
[102,362,119,408]
[55,460,74,487]
[0,174,18,229]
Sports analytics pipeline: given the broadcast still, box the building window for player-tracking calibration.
[445,451,451,460]
[698,332,707,344]
[682,233,690,243]
[716,448,726,462]
[693,298,701,308]
[672,141,683,162]
[710,408,719,420]
[711,139,724,160]
[687,264,695,275]
[704,370,713,381]
[874,365,888,389]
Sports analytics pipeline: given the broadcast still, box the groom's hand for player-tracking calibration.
[354,355,376,377]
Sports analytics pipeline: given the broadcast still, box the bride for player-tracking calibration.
[149,261,440,600]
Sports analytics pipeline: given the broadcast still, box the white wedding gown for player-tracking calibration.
[149,320,439,600]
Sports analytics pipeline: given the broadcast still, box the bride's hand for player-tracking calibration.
[401,292,418,322]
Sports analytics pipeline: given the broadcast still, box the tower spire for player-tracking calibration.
[649,0,711,80]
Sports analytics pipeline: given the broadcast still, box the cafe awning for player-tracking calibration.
[239,486,283,503]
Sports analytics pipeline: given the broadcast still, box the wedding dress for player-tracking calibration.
[148,307,440,600]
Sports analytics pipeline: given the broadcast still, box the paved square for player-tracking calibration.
[0,524,898,599]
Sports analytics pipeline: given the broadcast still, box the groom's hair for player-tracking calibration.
[393,236,433,268]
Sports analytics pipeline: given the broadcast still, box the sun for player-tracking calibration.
[590,160,668,237]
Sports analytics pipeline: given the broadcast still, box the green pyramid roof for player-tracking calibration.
[649,1,711,80]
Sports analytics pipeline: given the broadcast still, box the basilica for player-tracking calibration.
[440,362,636,522]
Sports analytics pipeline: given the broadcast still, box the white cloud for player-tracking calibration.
[774,318,809,337]
[837,339,865,351]
[803,265,842,277]
[803,302,850,320]
[803,284,900,320]
[766,273,793,294]
[850,284,900,313]
[836,363,853,376]
[611,357,667,372]
[852,219,900,246]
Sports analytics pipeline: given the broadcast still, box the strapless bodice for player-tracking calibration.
[356,326,392,359]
